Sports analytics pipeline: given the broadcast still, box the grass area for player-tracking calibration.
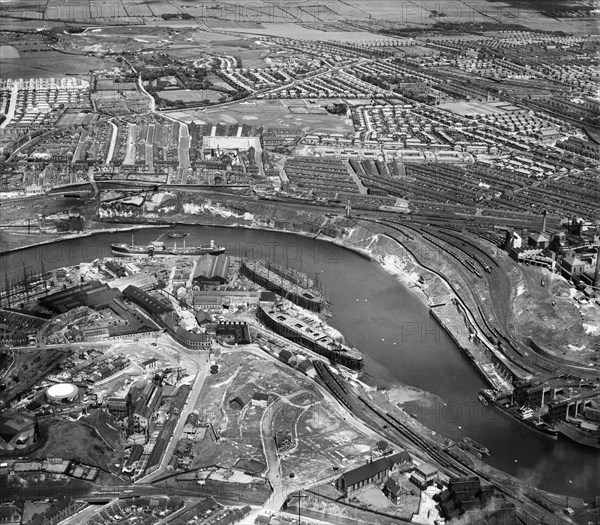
[83,409,125,452]
[189,100,353,134]
[157,89,225,103]
[34,418,124,473]
[56,112,99,127]
[0,51,109,80]
[0,46,20,59]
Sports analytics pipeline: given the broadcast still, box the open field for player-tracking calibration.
[181,99,354,133]
[0,46,19,59]
[0,51,112,80]
[0,0,593,34]
[34,417,124,473]
[56,112,99,127]
[157,89,224,103]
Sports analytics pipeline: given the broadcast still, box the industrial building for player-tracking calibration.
[122,286,173,316]
[191,254,230,288]
[215,321,251,345]
[40,281,120,313]
[46,383,79,404]
[335,451,412,495]
[0,411,39,452]
[410,462,439,489]
[438,476,517,524]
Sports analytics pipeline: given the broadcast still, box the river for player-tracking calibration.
[0,225,598,499]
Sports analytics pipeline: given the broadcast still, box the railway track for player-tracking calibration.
[314,360,568,524]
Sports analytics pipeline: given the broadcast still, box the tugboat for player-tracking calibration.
[478,392,489,406]
[479,389,497,405]
[168,231,188,238]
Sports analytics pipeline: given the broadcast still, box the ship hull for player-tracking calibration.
[482,392,559,439]
[111,244,225,257]
[241,261,323,312]
[257,304,364,371]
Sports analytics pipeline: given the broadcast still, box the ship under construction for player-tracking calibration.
[240,259,325,312]
[257,301,364,371]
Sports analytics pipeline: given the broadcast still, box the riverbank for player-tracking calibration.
[338,226,513,393]
[0,218,509,393]
[0,224,170,255]
[1,218,599,499]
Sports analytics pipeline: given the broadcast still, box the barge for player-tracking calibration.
[462,437,490,457]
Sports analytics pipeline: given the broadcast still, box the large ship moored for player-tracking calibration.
[111,239,225,257]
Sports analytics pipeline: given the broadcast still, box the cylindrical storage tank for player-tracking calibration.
[46,383,79,404]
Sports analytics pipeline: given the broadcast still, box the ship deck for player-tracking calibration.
[246,262,323,302]
[261,304,362,361]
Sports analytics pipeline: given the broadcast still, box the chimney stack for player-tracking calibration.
[594,247,600,288]
[542,209,547,233]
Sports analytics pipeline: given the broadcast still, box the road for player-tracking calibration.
[136,346,210,484]
[0,83,18,129]
[137,73,156,113]
[123,123,136,165]
[260,399,284,511]
[105,121,118,164]
[178,123,191,171]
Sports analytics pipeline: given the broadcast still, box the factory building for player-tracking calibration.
[0,411,39,452]
[192,254,230,288]
[122,286,173,317]
[40,281,120,313]
[527,232,551,249]
[438,476,516,524]
[335,451,412,495]
[215,321,251,344]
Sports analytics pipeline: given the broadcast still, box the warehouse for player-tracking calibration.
[0,411,39,452]
[335,451,412,495]
[192,254,230,288]
[122,286,173,316]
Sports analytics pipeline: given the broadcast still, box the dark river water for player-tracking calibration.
[1,225,598,499]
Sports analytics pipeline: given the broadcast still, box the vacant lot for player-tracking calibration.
[191,350,324,471]
[34,417,124,473]
[280,399,377,486]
